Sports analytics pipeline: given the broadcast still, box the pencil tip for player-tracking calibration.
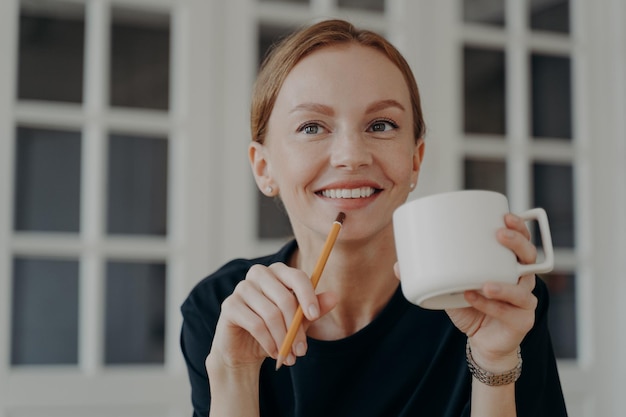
[275,356,284,371]
[336,212,346,224]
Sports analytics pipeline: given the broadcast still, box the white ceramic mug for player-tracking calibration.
[393,190,554,310]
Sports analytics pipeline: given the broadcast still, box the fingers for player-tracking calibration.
[231,262,329,366]
[465,281,537,334]
[504,213,531,240]
[518,273,537,292]
[221,290,280,357]
[481,281,537,311]
[497,214,538,265]
[267,263,321,321]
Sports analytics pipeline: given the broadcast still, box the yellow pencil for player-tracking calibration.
[275,212,345,370]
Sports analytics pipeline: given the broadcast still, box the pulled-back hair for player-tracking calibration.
[251,19,425,144]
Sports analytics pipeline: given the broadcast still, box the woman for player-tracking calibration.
[180,19,567,417]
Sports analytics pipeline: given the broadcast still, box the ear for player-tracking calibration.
[410,138,425,187]
[249,141,276,196]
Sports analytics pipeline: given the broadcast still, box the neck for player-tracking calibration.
[292,225,400,340]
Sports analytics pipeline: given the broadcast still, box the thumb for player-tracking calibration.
[316,291,338,317]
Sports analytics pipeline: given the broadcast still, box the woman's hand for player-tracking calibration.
[445,213,538,369]
[206,262,337,372]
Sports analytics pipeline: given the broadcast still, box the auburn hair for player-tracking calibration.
[250,19,426,144]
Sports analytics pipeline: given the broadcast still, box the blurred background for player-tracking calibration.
[0,0,624,416]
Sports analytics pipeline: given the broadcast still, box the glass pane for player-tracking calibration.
[464,158,507,195]
[530,0,570,33]
[18,1,84,103]
[337,0,384,12]
[463,0,505,26]
[14,127,81,232]
[541,272,577,358]
[257,24,295,239]
[531,54,572,139]
[259,0,308,3]
[110,8,170,110]
[533,163,574,248]
[258,24,297,68]
[258,191,293,239]
[107,134,168,236]
[464,47,506,135]
[105,261,166,364]
[11,257,79,365]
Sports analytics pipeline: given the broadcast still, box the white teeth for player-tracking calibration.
[321,187,375,199]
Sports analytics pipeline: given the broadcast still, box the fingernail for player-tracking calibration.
[308,304,319,319]
[466,291,478,301]
[295,342,307,356]
[286,354,296,366]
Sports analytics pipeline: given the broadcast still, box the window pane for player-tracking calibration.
[463,0,505,26]
[14,127,81,232]
[17,1,84,103]
[259,0,308,3]
[464,158,507,195]
[531,54,572,139]
[258,24,296,68]
[107,134,168,236]
[464,47,506,135]
[110,8,170,110]
[105,261,166,364]
[541,272,577,358]
[258,191,293,239]
[533,163,574,248]
[337,0,384,12]
[530,0,570,34]
[257,24,295,239]
[11,257,79,365]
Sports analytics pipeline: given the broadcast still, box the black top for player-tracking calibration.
[180,240,568,417]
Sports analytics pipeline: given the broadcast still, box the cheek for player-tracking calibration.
[272,148,322,189]
[381,148,417,182]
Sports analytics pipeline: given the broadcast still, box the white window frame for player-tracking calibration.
[0,0,221,415]
[1,0,625,416]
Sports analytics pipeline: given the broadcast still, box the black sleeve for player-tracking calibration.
[516,276,569,416]
[180,295,213,417]
[179,257,266,417]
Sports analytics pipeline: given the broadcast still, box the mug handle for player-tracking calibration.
[516,208,555,276]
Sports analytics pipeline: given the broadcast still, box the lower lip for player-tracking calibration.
[318,192,380,209]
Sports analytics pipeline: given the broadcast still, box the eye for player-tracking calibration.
[303,124,319,134]
[368,119,398,133]
[298,122,326,135]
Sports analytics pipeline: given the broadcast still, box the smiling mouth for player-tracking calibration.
[318,187,379,199]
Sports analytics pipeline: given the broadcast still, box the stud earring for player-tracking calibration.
[409,183,415,189]
[266,186,273,194]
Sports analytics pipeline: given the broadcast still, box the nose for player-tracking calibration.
[329,130,373,170]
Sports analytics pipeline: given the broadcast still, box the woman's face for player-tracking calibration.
[250,43,424,241]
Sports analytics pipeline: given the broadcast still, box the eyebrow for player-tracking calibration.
[365,99,406,114]
[290,102,335,116]
[291,99,405,116]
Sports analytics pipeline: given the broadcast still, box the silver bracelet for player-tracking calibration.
[466,340,522,386]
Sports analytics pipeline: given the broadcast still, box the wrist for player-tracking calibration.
[206,352,262,382]
[205,352,262,416]
[466,340,522,386]
[466,339,520,372]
